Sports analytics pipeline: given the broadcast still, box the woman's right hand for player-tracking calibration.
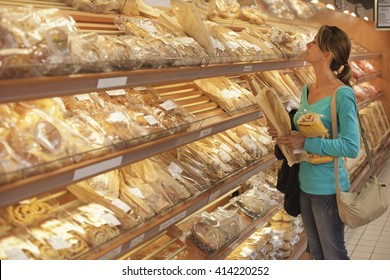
[267,127,278,140]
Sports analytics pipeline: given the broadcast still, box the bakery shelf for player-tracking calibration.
[357,92,384,110]
[0,58,306,104]
[75,153,278,260]
[353,72,382,85]
[0,106,264,208]
[350,52,382,62]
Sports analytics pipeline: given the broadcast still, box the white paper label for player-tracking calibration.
[144,0,170,7]
[259,135,271,144]
[176,37,194,45]
[189,165,203,175]
[128,187,145,199]
[74,93,93,101]
[73,156,122,180]
[218,149,232,163]
[264,41,274,49]
[47,237,71,250]
[199,127,212,138]
[160,100,177,111]
[220,143,232,153]
[234,143,246,153]
[5,248,29,260]
[168,162,183,179]
[105,89,126,96]
[144,115,159,125]
[108,112,128,123]
[101,213,121,227]
[97,77,127,89]
[159,211,187,231]
[133,86,147,91]
[209,190,221,202]
[243,65,253,72]
[111,199,131,213]
[130,234,145,249]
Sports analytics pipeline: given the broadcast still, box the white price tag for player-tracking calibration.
[199,127,212,138]
[144,0,170,7]
[264,41,274,49]
[243,65,253,72]
[108,112,128,122]
[73,156,122,180]
[130,234,145,249]
[97,77,127,89]
[144,115,160,125]
[234,143,246,153]
[101,213,121,227]
[218,149,232,163]
[168,162,183,178]
[5,248,29,260]
[111,198,131,213]
[105,89,126,96]
[176,37,194,45]
[160,100,177,111]
[209,190,221,202]
[128,187,145,199]
[220,143,232,153]
[74,93,93,101]
[159,211,187,231]
[47,237,71,250]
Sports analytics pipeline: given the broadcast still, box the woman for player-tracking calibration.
[273,25,360,259]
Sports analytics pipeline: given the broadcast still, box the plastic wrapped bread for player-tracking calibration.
[151,154,204,194]
[120,168,172,214]
[0,6,78,78]
[128,159,192,204]
[194,77,257,113]
[64,0,120,13]
[28,216,90,260]
[70,203,122,247]
[231,187,274,218]
[0,227,46,260]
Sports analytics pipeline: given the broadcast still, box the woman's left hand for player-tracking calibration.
[275,132,306,150]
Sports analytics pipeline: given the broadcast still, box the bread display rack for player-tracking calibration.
[0,0,389,260]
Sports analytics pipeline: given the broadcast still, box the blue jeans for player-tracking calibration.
[300,190,349,260]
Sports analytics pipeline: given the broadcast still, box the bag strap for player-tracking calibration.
[330,87,376,192]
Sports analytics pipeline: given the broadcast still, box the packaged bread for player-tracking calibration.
[231,187,274,218]
[120,168,172,214]
[211,207,242,240]
[64,0,120,13]
[28,216,90,260]
[0,229,44,260]
[0,6,78,78]
[189,212,227,253]
[70,203,122,247]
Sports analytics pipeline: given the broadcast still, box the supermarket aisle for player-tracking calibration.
[344,160,390,260]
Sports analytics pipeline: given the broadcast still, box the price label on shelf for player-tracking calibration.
[159,211,187,231]
[130,234,145,249]
[209,190,221,203]
[73,156,123,181]
[243,65,253,72]
[97,77,127,89]
[199,127,212,138]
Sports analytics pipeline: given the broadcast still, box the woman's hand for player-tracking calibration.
[275,132,306,150]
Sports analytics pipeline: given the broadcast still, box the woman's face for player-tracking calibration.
[304,35,324,64]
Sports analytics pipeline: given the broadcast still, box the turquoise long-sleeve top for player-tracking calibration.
[293,84,360,195]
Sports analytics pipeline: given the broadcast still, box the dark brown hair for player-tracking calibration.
[317,25,352,87]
